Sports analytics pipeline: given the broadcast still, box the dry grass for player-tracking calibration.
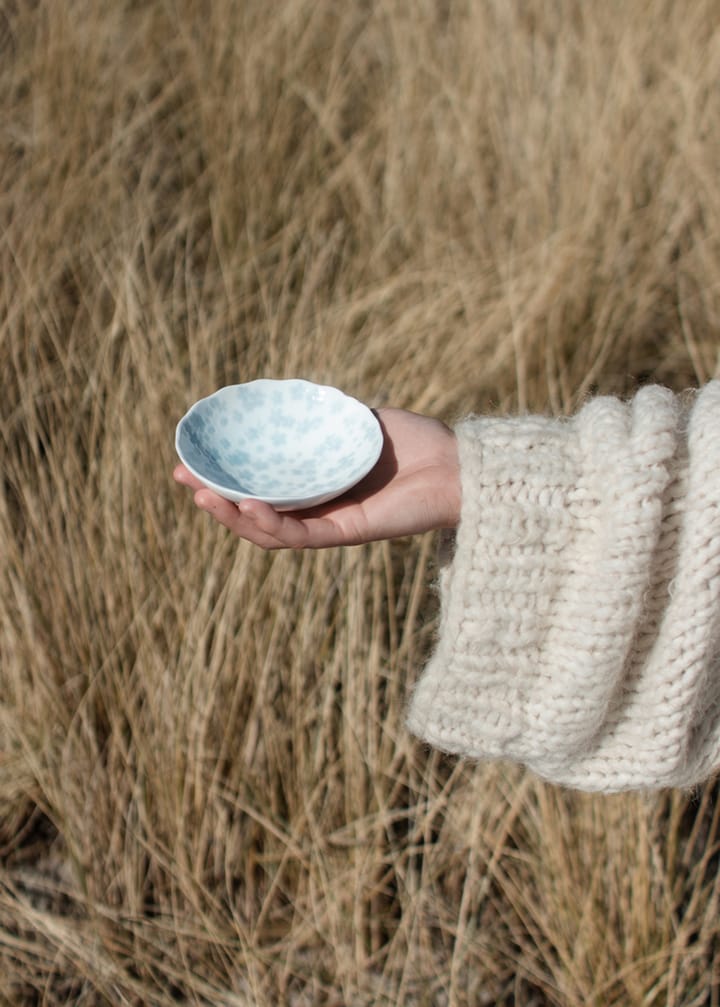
[2,0,720,1004]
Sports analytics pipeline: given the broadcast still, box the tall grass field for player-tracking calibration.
[2,1,720,1004]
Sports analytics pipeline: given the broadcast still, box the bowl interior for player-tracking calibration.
[176,380,383,506]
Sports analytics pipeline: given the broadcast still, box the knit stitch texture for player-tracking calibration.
[406,383,720,792]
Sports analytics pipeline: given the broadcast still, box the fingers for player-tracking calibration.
[235,499,363,549]
[173,464,206,492]
[235,500,315,549]
[174,464,366,548]
[175,465,272,545]
[196,492,292,549]
[175,465,323,548]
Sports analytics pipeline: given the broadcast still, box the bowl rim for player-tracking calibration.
[175,378,384,507]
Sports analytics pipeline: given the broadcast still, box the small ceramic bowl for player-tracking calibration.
[175,379,384,510]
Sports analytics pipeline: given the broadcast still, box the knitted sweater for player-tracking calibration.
[406,382,720,792]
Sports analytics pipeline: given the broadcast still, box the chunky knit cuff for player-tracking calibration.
[406,383,720,792]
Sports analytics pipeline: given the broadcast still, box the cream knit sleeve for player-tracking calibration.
[406,382,720,792]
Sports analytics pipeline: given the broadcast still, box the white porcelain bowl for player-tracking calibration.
[175,379,384,510]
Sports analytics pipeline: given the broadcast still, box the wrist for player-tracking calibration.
[430,428,459,531]
[439,429,462,528]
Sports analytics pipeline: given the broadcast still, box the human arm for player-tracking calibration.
[174,383,720,791]
[407,383,720,792]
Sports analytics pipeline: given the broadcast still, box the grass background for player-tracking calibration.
[2,0,720,1003]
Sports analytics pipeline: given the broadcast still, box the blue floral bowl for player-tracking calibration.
[175,379,384,510]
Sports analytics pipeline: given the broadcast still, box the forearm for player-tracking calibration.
[407,383,720,792]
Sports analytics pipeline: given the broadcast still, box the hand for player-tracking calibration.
[173,407,461,549]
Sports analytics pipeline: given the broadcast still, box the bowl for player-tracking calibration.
[175,379,384,510]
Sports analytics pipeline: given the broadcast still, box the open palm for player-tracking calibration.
[173,408,460,549]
